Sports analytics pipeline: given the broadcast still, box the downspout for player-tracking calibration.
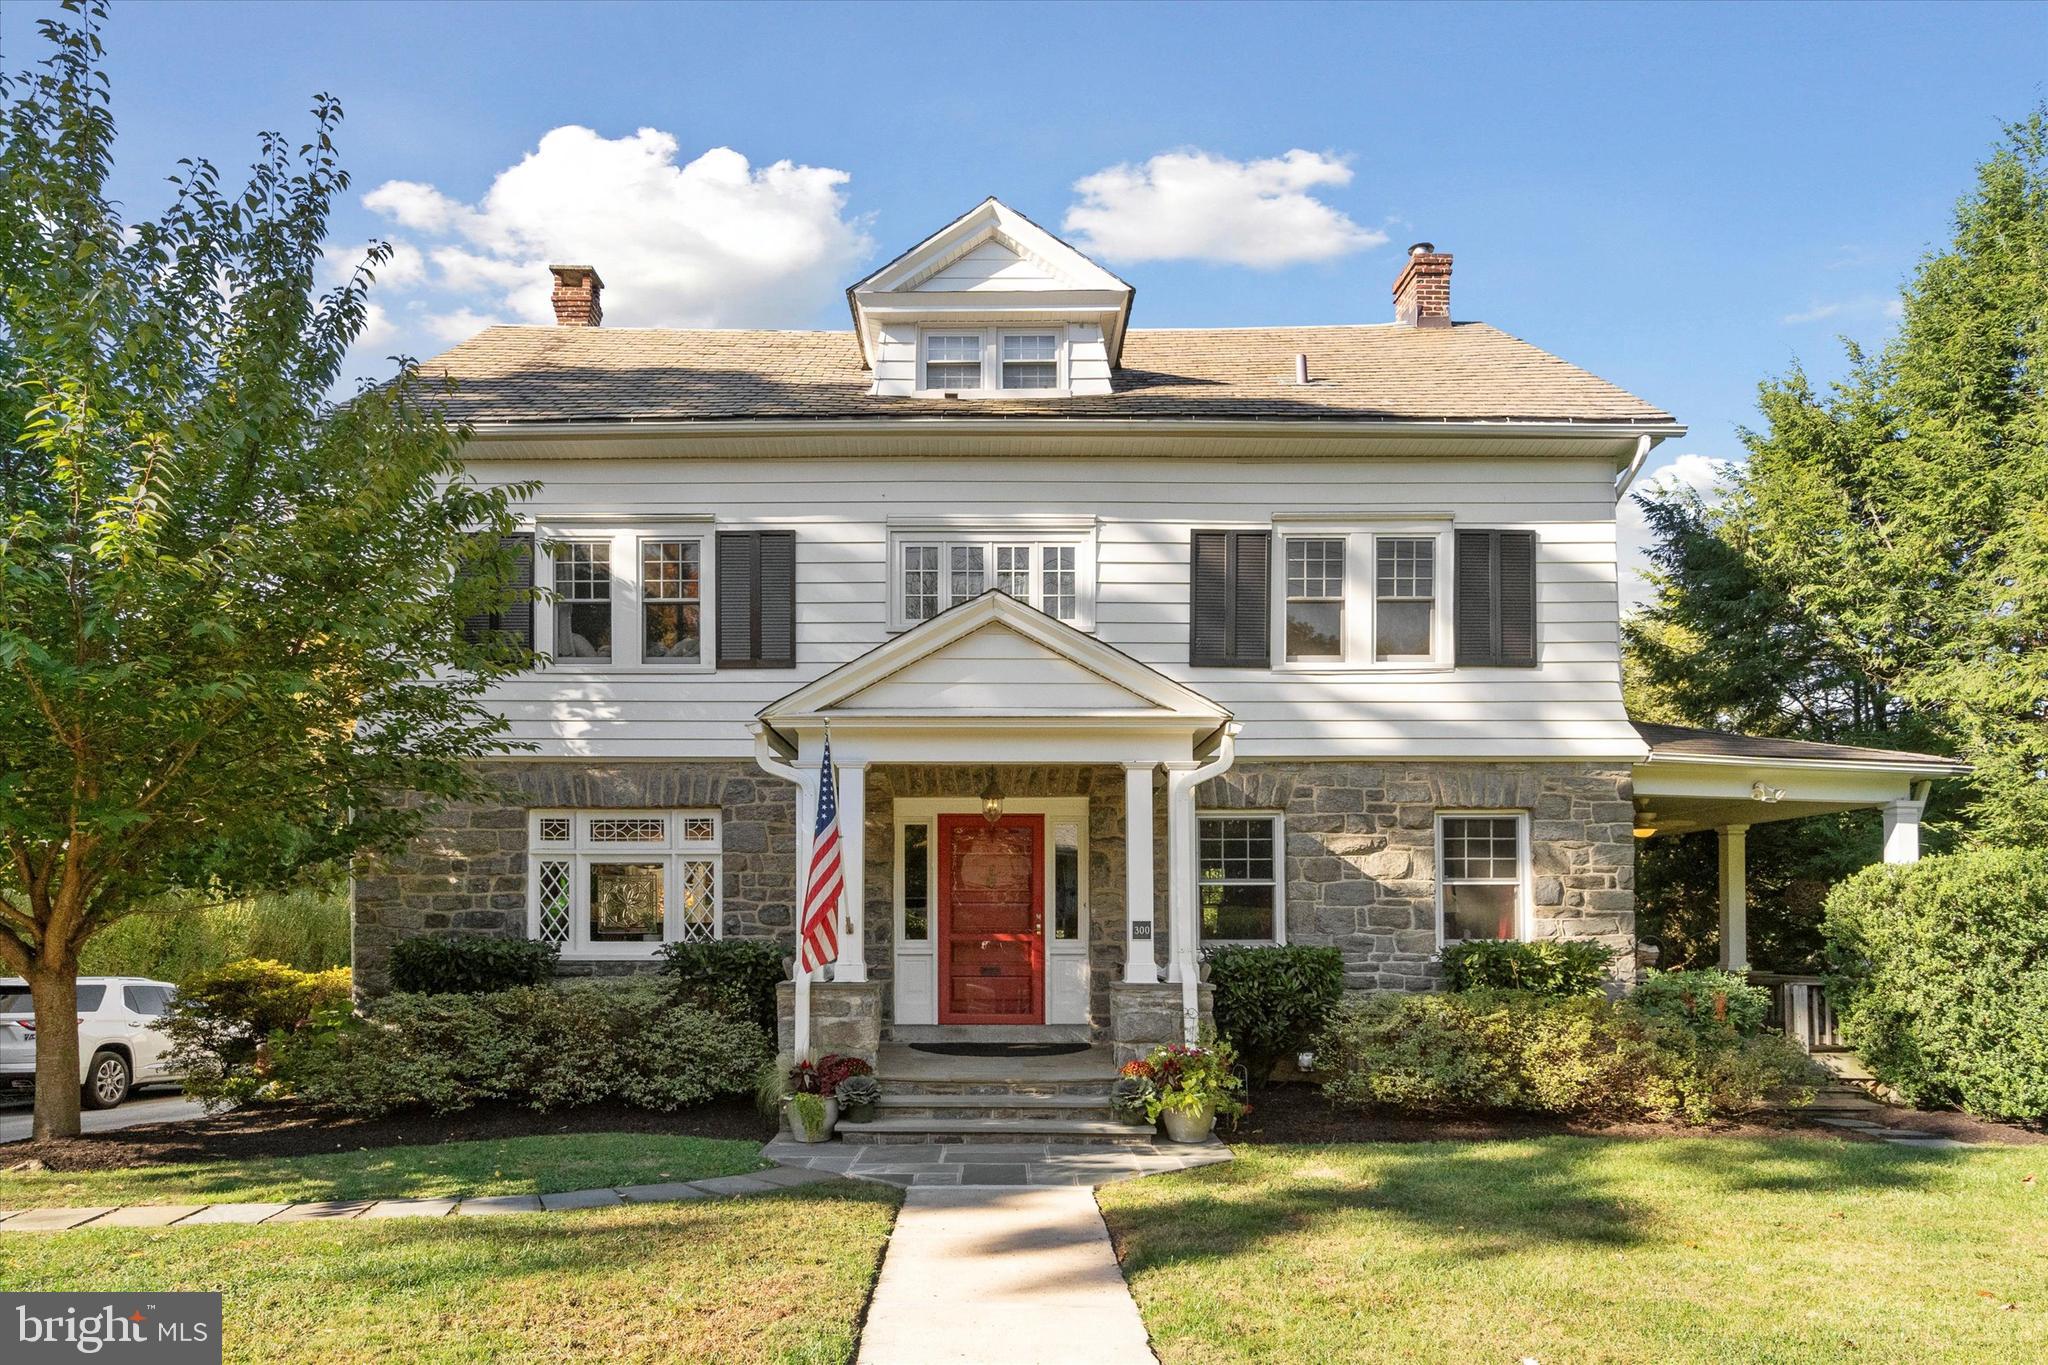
[751,722,814,1061]
[1613,432,1656,500]
[1169,722,1241,1043]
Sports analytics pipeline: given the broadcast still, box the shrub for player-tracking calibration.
[1440,939,1617,996]
[278,979,772,1117]
[1313,988,1821,1124]
[388,934,558,994]
[161,959,354,1106]
[658,938,785,1032]
[1204,944,1345,1085]
[1629,969,1770,1036]
[1822,849,2048,1120]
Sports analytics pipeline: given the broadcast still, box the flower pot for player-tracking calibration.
[1161,1101,1216,1143]
[786,1096,839,1143]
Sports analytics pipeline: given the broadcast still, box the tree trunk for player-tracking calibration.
[28,961,82,1141]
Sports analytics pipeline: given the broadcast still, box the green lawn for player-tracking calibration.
[1099,1138,2047,1364]
[1,1182,899,1364]
[0,1134,766,1208]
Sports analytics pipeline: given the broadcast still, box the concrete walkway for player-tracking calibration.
[0,1164,842,1233]
[859,1187,1154,1365]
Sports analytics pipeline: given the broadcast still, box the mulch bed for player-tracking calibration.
[1223,1083,2046,1146]
[6,1096,776,1174]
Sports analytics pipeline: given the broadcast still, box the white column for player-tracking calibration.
[1717,824,1748,973]
[833,762,868,982]
[1882,796,1924,865]
[1123,762,1158,984]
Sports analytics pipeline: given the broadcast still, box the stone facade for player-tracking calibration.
[1198,761,1635,991]
[775,981,883,1063]
[350,760,796,996]
[1109,982,1215,1067]
[353,756,1633,1008]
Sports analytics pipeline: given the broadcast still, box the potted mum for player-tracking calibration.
[785,1053,875,1143]
[1129,1040,1245,1142]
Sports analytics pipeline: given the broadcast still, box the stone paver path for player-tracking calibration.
[765,1136,1231,1188]
[0,1165,842,1233]
[859,1187,1154,1365]
[1814,1115,1975,1149]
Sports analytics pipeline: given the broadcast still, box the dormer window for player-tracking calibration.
[923,333,983,390]
[1001,333,1059,389]
[919,328,1067,395]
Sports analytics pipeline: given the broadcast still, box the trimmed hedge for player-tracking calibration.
[658,938,785,1034]
[1204,944,1345,1084]
[1313,988,1821,1124]
[1822,849,2048,1120]
[1630,969,1770,1037]
[162,959,354,1107]
[278,980,772,1117]
[1440,939,1616,996]
[389,934,558,994]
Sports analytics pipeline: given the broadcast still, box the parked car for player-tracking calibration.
[0,977,180,1109]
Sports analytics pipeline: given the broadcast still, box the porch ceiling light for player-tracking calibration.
[981,770,1005,824]
[1751,781,1787,804]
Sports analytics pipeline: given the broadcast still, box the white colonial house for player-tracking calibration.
[354,199,1962,1122]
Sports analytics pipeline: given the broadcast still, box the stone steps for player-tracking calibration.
[874,1093,1120,1121]
[835,1116,1159,1146]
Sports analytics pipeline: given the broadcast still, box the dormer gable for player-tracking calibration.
[848,198,1134,398]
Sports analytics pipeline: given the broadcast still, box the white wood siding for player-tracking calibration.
[842,625,1153,713]
[916,241,1064,291]
[467,452,1635,760]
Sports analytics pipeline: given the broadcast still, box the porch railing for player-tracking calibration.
[1749,972,1845,1053]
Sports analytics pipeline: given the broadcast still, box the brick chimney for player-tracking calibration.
[1391,242,1452,328]
[549,265,604,327]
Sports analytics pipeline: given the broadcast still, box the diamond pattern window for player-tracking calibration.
[528,811,721,955]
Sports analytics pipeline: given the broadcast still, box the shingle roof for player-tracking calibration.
[1632,722,1967,772]
[417,321,1674,426]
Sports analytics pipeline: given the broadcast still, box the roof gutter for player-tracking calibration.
[467,416,1690,443]
[1635,749,1972,777]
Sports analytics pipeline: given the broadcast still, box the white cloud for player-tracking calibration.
[1781,294,1907,327]
[1618,453,1738,613]
[1063,149,1384,268]
[358,126,873,345]
[1780,301,1843,325]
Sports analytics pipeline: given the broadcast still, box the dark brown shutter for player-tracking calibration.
[1189,529,1269,667]
[717,530,797,669]
[1454,529,1538,667]
[462,531,534,653]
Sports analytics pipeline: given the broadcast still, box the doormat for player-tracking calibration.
[907,1042,1092,1058]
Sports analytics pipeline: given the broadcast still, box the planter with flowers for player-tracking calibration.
[1120,1040,1247,1142]
[784,1052,874,1143]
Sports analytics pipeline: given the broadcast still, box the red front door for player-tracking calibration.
[937,814,1045,1025]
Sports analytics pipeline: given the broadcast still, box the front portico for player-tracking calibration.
[751,592,1234,1058]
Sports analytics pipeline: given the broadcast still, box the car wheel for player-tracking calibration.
[83,1049,130,1110]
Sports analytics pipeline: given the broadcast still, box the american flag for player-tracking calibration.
[799,732,843,974]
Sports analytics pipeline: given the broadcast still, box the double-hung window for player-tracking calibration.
[541,525,773,671]
[919,329,1066,394]
[530,810,721,956]
[1197,813,1285,944]
[891,530,1094,628]
[641,538,703,664]
[552,541,613,661]
[1436,813,1528,944]
[1273,525,1449,668]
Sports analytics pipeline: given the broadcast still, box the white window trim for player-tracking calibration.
[888,528,1097,631]
[528,809,722,958]
[1195,810,1288,946]
[536,524,716,674]
[917,325,1070,397]
[1433,810,1532,948]
[1272,524,1453,672]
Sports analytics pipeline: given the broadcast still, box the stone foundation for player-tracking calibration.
[776,980,883,1063]
[1199,761,1634,991]
[1109,981,1215,1066]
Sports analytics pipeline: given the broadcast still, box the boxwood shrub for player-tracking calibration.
[1629,969,1771,1036]
[279,980,772,1117]
[658,938,786,1033]
[1822,848,2048,1120]
[162,958,354,1106]
[1203,944,1345,1084]
[388,933,558,994]
[1313,988,1822,1124]
[1440,939,1616,996]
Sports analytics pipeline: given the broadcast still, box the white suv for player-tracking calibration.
[0,977,180,1110]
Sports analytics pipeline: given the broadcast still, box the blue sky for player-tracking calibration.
[6,0,2044,592]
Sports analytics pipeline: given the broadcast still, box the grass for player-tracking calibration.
[1098,1137,2048,1364]
[0,1134,767,1208]
[0,1182,900,1364]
